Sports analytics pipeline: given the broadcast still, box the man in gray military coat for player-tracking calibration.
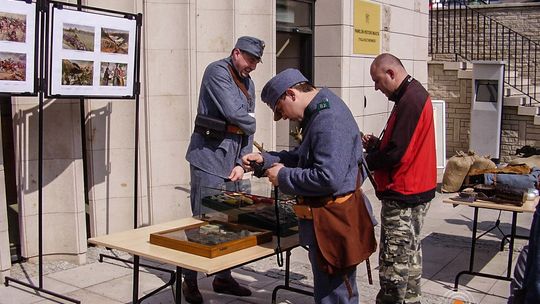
[184,36,264,303]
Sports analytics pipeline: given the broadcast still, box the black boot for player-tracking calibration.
[212,277,251,297]
[182,279,203,304]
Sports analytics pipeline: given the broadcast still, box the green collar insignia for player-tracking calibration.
[317,98,330,112]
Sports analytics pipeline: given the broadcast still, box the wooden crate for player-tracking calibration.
[149,220,272,258]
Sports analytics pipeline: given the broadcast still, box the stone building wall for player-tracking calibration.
[428,62,540,161]
[430,3,540,87]
[428,63,471,157]
[501,107,540,158]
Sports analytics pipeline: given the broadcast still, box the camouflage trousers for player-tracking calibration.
[376,200,428,304]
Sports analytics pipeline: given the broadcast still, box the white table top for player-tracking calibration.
[88,217,299,275]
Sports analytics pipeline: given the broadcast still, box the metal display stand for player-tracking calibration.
[2,1,80,303]
[1,1,164,303]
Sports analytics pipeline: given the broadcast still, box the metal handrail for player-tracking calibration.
[429,0,539,106]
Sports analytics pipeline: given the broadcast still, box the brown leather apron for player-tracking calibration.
[304,172,377,275]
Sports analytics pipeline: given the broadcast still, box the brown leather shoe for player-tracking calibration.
[182,280,203,304]
[212,277,252,297]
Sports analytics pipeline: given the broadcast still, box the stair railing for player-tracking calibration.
[429,0,539,106]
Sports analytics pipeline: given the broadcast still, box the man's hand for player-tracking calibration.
[241,153,263,171]
[228,165,245,181]
[266,163,284,186]
[362,133,379,151]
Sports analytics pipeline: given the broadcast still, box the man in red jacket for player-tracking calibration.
[363,53,436,304]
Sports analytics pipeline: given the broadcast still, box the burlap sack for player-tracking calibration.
[467,154,497,176]
[442,151,475,193]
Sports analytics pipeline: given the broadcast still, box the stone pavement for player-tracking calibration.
[1,172,534,304]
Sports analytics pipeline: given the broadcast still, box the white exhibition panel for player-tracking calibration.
[0,0,36,94]
[49,5,136,97]
[470,61,504,159]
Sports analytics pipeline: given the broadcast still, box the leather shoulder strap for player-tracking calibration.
[227,64,251,101]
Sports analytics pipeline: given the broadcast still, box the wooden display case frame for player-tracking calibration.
[149,220,272,258]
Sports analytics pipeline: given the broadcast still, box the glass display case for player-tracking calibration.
[199,177,299,236]
[149,220,273,258]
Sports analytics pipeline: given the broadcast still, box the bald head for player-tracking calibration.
[372,53,405,70]
[370,53,408,99]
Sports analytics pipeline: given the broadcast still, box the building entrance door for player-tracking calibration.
[276,0,314,150]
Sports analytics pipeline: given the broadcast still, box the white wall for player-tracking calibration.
[314,0,429,135]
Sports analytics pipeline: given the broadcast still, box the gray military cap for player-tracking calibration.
[235,36,265,61]
[261,68,309,121]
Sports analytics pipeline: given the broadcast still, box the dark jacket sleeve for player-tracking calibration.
[366,100,423,171]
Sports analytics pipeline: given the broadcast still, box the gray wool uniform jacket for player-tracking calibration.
[262,87,362,197]
[186,57,256,178]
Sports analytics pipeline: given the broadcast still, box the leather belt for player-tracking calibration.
[293,192,354,220]
[194,124,244,138]
[226,124,244,135]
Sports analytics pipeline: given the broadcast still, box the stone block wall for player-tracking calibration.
[501,107,540,159]
[428,63,471,156]
[430,3,540,88]
[428,61,540,161]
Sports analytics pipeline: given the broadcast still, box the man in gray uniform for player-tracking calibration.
[242,69,376,304]
[184,36,264,304]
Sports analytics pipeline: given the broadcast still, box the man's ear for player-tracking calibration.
[287,88,296,101]
[386,68,395,79]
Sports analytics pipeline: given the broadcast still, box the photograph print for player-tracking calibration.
[0,51,25,81]
[0,11,26,43]
[100,62,127,86]
[101,28,128,54]
[62,23,94,51]
[62,59,93,86]
[49,6,136,97]
[0,0,36,94]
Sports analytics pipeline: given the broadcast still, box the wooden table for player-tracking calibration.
[89,217,305,303]
[443,196,538,290]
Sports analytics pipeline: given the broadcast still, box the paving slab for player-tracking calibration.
[2,169,536,303]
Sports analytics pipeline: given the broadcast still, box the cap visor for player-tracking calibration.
[244,51,262,63]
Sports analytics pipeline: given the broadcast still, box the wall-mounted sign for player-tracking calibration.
[353,0,380,55]
[0,0,36,94]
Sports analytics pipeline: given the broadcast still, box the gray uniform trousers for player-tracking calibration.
[376,200,428,304]
[299,219,359,303]
[183,165,236,281]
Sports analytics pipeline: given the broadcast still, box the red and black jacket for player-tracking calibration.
[366,76,436,204]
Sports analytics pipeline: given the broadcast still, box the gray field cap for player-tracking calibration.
[235,36,265,61]
[261,68,308,121]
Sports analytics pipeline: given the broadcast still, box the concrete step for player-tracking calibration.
[504,95,527,106]
[517,105,540,116]
[457,69,472,79]
[505,86,540,99]
[535,115,540,125]
[443,61,468,71]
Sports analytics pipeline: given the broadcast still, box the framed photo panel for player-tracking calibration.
[0,0,36,94]
[49,5,136,97]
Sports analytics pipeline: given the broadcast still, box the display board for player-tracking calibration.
[48,4,136,97]
[0,0,36,94]
[432,100,446,168]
